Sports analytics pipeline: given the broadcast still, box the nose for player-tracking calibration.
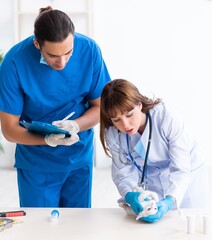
[56,56,67,66]
[121,118,129,130]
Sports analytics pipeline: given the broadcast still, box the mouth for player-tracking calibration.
[54,65,65,70]
[55,65,64,69]
[125,128,133,134]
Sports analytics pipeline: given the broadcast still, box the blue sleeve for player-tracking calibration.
[0,56,24,115]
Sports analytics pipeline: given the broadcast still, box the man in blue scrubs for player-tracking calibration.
[0,6,111,207]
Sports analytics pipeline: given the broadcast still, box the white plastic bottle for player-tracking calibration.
[186,215,195,234]
[203,215,211,234]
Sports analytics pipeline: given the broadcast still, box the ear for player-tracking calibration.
[138,101,142,110]
[33,39,40,49]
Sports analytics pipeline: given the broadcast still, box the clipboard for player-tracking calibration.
[20,120,71,137]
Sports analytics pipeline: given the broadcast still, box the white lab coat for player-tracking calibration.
[105,103,208,208]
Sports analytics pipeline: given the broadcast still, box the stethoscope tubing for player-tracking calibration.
[140,111,152,187]
[120,111,152,189]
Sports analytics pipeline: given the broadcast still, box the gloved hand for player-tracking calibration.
[52,120,80,133]
[125,192,143,215]
[44,132,79,147]
[141,196,175,223]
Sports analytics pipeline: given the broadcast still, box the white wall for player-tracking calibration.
[93,0,212,167]
[0,132,16,168]
[0,0,15,53]
[1,0,212,167]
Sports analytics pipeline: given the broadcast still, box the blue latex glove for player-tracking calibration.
[125,192,143,215]
[141,196,175,223]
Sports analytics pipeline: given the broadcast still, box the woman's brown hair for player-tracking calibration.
[100,79,161,157]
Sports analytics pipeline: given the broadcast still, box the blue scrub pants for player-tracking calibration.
[17,165,92,207]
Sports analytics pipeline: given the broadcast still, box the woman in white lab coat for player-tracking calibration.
[100,79,208,223]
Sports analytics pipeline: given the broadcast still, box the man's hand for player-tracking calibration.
[52,120,80,133]
[45,132,79,147]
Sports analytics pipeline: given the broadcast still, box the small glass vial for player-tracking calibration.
[50,210,59,222]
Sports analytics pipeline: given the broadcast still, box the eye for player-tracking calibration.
[65,50,73,56]
[126,112,133,118]
[111,118,119,123]
[48,55,57,59]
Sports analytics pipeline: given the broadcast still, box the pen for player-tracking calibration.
[62,111,75,121]
[0,210,26,217]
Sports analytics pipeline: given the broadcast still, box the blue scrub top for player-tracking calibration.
[0,33,111,172]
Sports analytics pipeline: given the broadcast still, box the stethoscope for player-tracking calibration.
[119,111,152,189]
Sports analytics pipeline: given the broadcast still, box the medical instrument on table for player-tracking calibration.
[62,111,75,121]
[0,218,14,232]
[119,111,152,189]
[50,210,59,222]
[0,210,26,217]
